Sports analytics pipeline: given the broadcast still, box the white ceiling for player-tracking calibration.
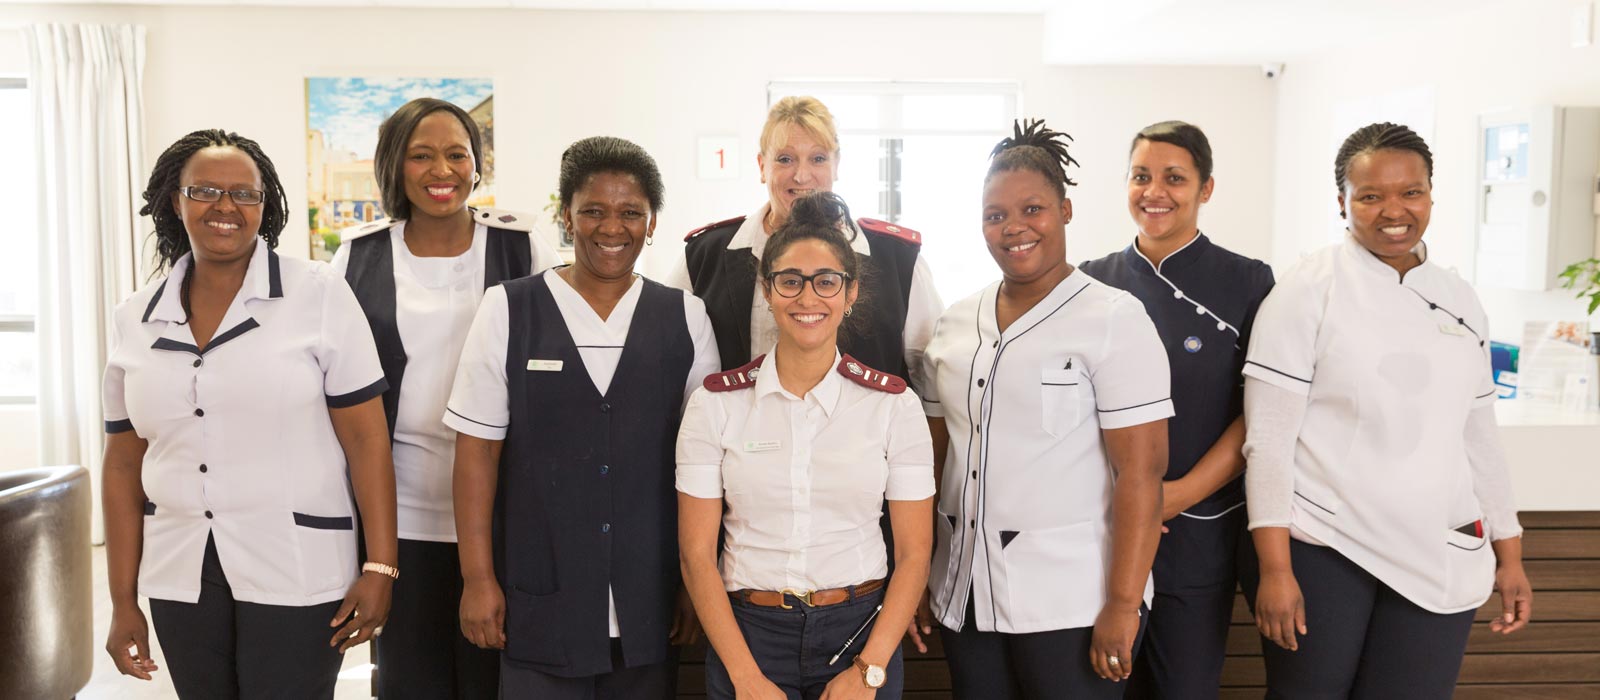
[7,0,1504,64]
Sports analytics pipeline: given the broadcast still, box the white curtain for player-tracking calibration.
[28,24,146,543]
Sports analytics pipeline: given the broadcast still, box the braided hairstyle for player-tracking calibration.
[760,191,870,340]
[988,119,1080,199]
[558,136,665,214]
[140,129,289,270]
[1333,122,1433,217]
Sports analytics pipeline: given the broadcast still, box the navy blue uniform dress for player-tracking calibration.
[1081,233,1274,699]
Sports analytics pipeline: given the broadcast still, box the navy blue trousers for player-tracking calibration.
[1126,504,1249,700]
[148,535,345,700]
[376,538,499,699]
[940,593,1149,700]
[705,587,902,699]
[1243,539,1476,700]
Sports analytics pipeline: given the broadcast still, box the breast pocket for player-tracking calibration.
[1041,367,1082,438]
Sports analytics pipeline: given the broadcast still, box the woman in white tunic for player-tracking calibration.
[1243,122,1533,699]
[918,120,1171,698]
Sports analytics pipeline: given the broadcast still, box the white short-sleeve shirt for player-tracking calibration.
[661,204,945,395]
[331,221,560,542]
[675,349,935,593]
[102,241,387,606]
[922,270,1173,634]
[1243,236,1499,613]
[444,270,720,635]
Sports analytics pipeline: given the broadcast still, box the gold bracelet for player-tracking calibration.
[362,561,399,580]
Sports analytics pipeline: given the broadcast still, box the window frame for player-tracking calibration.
[0,76,37,405]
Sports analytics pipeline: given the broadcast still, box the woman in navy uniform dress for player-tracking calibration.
[447,136,719,699]
[331,97,561,698]
[1080,120,1274,698]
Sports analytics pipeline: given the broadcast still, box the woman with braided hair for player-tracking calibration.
[102,129,398,698]
[917,119,1172,698]
[1241,122,1531,698]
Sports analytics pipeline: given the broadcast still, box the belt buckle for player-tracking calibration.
[778,587,814,609]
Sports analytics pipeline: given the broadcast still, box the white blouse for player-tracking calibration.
[103,242,386,606]
[331,221,560,542]
[921,271,1173,634]
[675,349,936,592]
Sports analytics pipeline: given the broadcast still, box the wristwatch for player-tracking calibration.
[853,656,886,689]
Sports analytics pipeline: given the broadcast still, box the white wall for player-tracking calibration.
[0,4,1279,277]
[1270,1,1600,343]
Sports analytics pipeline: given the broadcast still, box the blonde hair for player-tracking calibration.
[759,96,840,156]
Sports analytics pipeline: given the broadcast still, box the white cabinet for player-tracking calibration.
[1474,106,1600,291]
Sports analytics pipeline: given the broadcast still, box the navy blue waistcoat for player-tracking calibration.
[496,272,693,678]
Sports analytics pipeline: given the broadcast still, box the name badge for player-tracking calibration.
[1439,323,1467,337]
[527,359,564,372]
[743,440,782,453]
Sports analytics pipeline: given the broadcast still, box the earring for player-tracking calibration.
[646,235,654,246]
[472,172,481,183]
[845,306,853,317]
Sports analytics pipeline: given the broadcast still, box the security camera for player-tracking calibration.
[1262,63,1285,79]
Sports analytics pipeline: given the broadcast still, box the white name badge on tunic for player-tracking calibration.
[1438,323,1468,337]
[743,440,782,453]
[527,359,564,371]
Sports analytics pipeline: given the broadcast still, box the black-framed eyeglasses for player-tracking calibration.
[179,186,265,206]
[764,271,852,299]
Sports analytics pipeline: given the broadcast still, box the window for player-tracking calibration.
[0,78,37,405]
[768,82,1020,303]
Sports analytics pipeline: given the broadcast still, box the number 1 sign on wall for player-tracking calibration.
[697,136,740,180]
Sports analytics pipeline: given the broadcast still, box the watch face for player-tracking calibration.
[866,666,886,688]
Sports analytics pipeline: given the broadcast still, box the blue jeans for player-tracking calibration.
[705,587,903,700]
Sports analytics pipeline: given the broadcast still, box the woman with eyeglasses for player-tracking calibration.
[447,136,719,699]
[677,192,935,700]
[101,129,397,699]
[330,97,560,699]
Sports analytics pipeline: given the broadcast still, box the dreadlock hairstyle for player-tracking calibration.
[140,129,289,270]
[760,191,870,340]
[558,136,666,215]
[373,98,484,220]
[987,118,1080,199]
[1333,122,1434,217]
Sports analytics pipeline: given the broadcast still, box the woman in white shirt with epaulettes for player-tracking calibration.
[677,192,935,700]
[1242,122,1532,699]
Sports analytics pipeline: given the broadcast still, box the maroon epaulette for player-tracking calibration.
[837,354,907,394]
[703,354,766,392]
[857,218,922,245]
[685,215,747,242]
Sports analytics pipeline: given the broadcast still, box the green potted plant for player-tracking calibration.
[1557,257,1600,351]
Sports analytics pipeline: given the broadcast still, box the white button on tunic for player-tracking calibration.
[922,271,1173,634]
[102,243,387,606]
[1243,236,1502,613]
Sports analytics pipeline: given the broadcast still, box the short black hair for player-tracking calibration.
[1334,122,1433,217]
[987,119,1079,200]
[759,192,869,338]
[1131,120,1214,182]
[139,129,288,270]
[373,98,484,221]
[558,136,665,214]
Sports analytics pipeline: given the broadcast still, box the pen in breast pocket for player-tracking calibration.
[829,604,883,665]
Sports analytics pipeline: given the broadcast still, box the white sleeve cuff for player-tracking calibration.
[1096,398,1174,430]
[886,463,936,501]
[444,407,508,441]
[675,465,724,499]
[1242,361,1313,396]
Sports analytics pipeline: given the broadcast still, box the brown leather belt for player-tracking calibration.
[730,578,886,609]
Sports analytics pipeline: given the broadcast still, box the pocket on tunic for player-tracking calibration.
[1000,520,1103,616]
[504,586,569,667]
[1040,367,1082,438]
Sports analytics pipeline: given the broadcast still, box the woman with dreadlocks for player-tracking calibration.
[1241,122,1530,698]
[101,129,397,698]
[917,119,1171,698]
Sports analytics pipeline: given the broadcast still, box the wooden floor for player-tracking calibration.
[674,511,1600,699]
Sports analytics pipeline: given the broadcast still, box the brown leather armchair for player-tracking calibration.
[0,466,92,699]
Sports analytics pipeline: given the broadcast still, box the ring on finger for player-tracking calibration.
[1108,656,1120,666]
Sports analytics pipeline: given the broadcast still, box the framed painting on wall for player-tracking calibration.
[305,77,495,260]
